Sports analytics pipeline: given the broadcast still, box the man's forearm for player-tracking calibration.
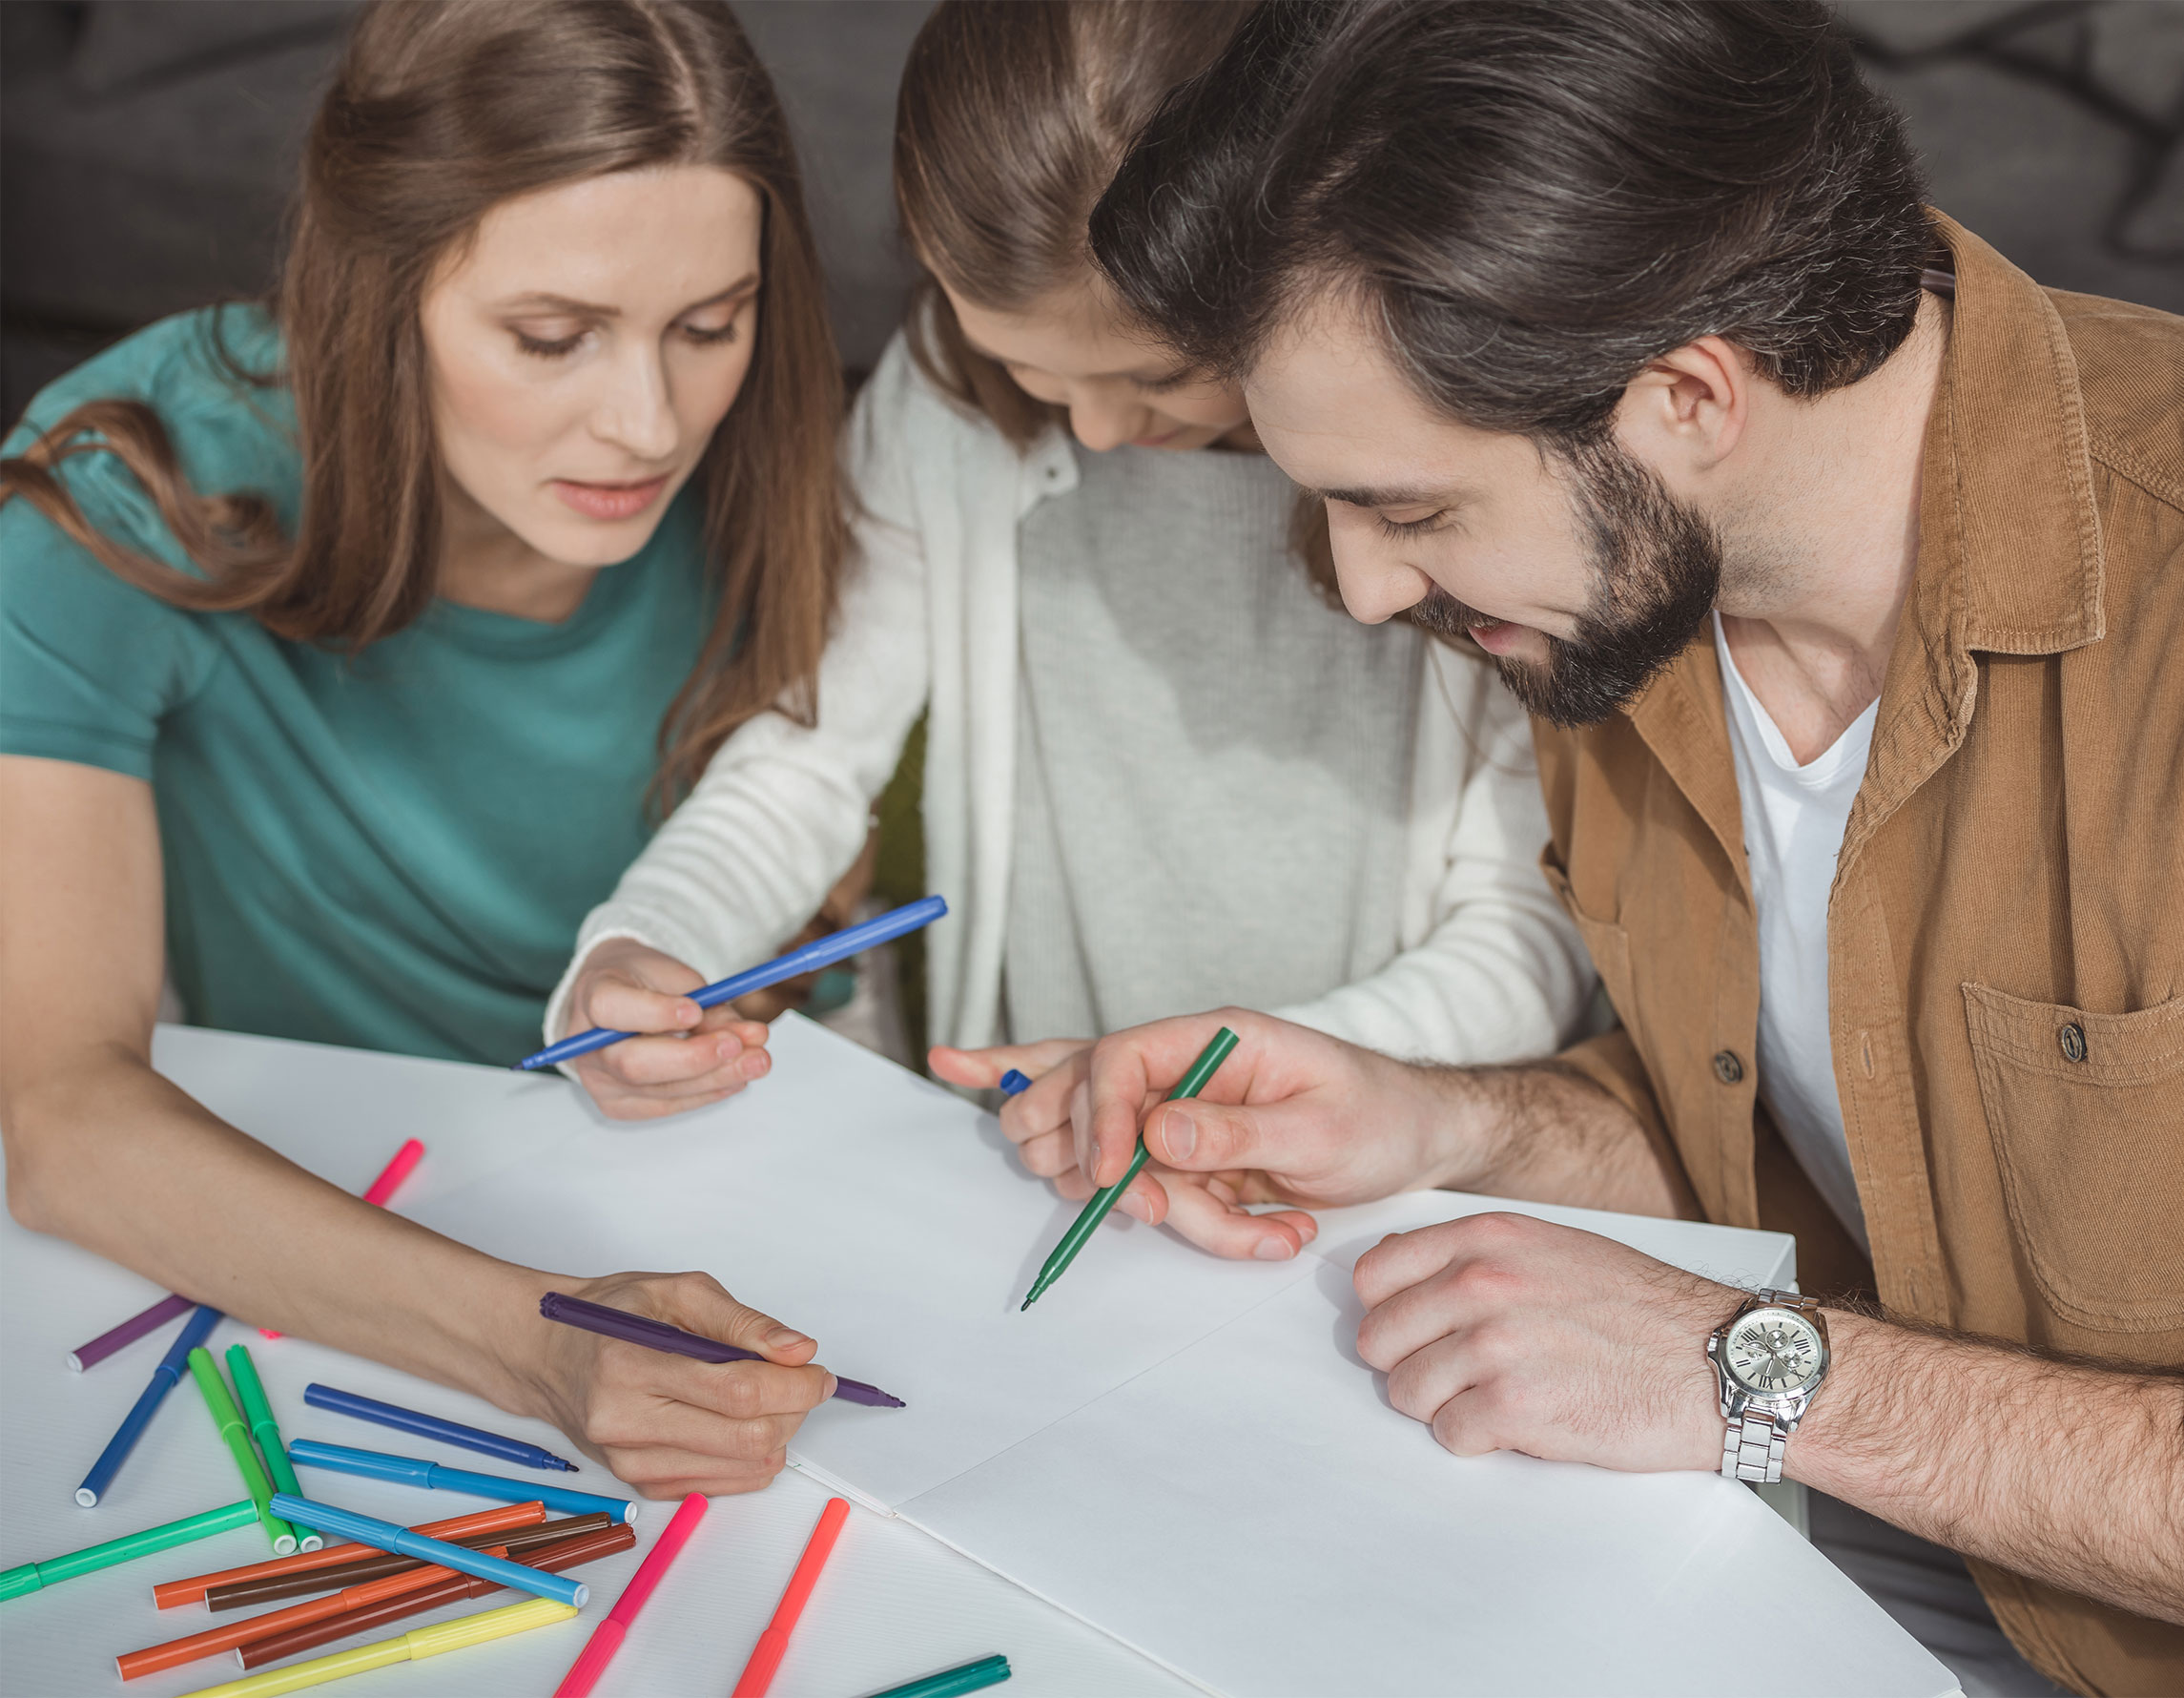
[1793,1310,2184,1624]
[1432,1061,1700,1220]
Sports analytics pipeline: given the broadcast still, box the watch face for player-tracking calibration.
[1724,1309,1826,1397]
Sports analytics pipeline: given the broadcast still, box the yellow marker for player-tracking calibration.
[178,1597,580,1698]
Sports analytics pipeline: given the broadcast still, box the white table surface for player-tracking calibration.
[0,1027,1190,1698]
[0,1025,1956,1698]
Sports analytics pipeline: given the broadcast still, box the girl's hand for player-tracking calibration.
[518,1269,835,1497]
[561,939,773,1120]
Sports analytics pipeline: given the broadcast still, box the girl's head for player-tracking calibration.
[7,0,847,802]
[894,0,1257,452]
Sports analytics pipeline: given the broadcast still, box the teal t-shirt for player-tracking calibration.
[0,307,712,1064]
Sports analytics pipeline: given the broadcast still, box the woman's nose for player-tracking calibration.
[593,348,680,462]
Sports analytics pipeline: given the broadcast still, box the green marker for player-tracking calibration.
[0,1499,257,1602]
[870,1653,1013,1698]
[1020,1025,1240,1311]
[224,1344,322,1551]
[186,1347,297,1555]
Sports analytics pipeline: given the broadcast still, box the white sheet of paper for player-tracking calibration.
[400,1015,1951,1698]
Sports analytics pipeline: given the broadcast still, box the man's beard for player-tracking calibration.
[1411,438,1722,728]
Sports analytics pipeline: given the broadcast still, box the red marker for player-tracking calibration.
[261,1140,425,1339]
[731,1498,851,1698]
[552,1493,708,1698]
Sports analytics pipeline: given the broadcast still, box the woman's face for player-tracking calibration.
[941,277,1253,453]
[421,164,764,571]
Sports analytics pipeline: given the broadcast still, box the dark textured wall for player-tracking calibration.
[4,0,2179,428]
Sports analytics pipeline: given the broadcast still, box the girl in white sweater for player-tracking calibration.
[550,3,1593,1236]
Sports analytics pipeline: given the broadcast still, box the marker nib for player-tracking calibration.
[1019,1294,1038,1313]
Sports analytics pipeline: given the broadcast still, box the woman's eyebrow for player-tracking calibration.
[491,273,761,318]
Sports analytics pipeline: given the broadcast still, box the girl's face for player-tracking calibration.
[421,164,765,572]
[942,278,1254,453]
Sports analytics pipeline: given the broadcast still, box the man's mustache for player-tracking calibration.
[1411,587,1505,641]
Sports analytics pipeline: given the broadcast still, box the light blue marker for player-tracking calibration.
[76,1304,223,1507]
[286,1439,635,1523]
[269,1493,588,1607]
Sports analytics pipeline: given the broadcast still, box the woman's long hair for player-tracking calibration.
[0,0,848,807]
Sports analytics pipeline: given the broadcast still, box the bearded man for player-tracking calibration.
[957,4,2184,1693]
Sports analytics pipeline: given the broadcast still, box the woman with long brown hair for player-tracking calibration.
[553,0,1596,1256]
[0,0,851,1491]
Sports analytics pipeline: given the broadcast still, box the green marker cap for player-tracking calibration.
[188,1349,298,1555]
[225,1344,311,1515]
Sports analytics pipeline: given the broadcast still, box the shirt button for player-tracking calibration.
[1712,1049,1745,1085]
[2059,1023,2088,1063]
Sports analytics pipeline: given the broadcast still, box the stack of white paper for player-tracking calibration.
[404,1015,1950,1697]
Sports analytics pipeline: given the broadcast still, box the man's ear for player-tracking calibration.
[1614,335,1751,476]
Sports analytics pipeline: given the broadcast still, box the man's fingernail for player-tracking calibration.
[766,1326,811,1350]
[1164,1112,1196,1163]
[1253,1236,1294,1261]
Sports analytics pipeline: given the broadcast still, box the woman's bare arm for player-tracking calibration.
[0,753,832,1495]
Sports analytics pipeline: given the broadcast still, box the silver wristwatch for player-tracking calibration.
[1705,1289,1830,1484]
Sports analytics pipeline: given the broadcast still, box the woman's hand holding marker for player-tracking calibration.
[516,1269,834,1499]
[560,940,774,1120]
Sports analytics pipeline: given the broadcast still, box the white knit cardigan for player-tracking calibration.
[546,333,1594,1064]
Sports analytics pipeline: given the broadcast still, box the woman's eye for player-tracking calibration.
[680,319,740,347]
[512,327,587,360]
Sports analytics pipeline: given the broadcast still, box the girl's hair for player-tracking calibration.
[893,0,1256,449]
[0,0,848,807]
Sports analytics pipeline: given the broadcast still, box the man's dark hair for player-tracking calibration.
[1090,0,1934,444]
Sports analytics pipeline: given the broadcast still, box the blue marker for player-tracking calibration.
[516,895,949,1071]
[286,1439,635,1523]
[999,1070,1032,1096]
[303,1383,579,1472]
[269,1493,588,1607]
[76,1304,222,1507]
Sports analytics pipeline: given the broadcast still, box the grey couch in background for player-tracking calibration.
[4,0,2180,428]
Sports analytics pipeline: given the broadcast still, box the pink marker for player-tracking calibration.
[259,1139,426,1339]
[553,1492,709,1698]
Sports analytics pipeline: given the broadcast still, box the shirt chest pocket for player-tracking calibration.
[1963,983,2184,1335]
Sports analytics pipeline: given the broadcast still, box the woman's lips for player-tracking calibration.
[551,475,670,521]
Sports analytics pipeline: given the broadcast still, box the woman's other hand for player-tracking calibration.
[561,939,772,1120]
[520,1270,834,1497]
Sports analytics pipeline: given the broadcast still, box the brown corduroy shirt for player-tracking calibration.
[1533,216,2184,1696]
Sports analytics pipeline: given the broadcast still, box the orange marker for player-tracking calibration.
[731,1498,850,1698]
[152,1502,544,1608]
[119,1544,517,1678]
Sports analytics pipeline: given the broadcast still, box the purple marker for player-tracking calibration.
[538,1293,905,1409]
[68,1293,196,1373]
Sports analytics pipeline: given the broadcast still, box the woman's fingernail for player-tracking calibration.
[1122,1192,1153,1222]
[1253,1236,1294,1261]
[1163,1112,1196,1163]
[741,1052,769,1079]
[677,1002,701,1025]
[766,1326,811,1350]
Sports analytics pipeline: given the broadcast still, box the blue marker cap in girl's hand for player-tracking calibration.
[999,1070,1032,1096]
